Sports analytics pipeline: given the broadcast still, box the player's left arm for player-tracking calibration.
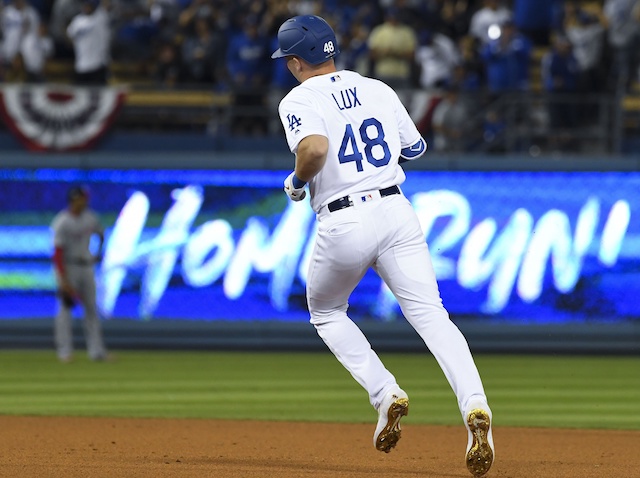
[391,87,428,163]
[399,137,427,163]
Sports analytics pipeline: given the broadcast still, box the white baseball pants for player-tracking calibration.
[307,190,487,416]
[54,263,107,361]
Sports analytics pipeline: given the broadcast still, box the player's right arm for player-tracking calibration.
[295,134,328,183]
[278,89,329,194]
[53,246,75,298]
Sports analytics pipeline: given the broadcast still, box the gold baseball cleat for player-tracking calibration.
[465,408,494,476]
[374,392,409,453]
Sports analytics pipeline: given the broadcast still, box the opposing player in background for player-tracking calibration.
[272,15,494,477]
[51,186,111,363]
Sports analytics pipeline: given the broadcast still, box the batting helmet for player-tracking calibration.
[271,15,340,65]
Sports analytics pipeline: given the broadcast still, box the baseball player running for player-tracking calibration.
[272,15,494,476]
[51,186,110,363]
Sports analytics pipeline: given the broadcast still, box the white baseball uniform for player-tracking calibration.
[51,208,107,361]
[278,70,488,417]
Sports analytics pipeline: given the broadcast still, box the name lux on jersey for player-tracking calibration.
[332,87,361,111]
[289,87,361,131]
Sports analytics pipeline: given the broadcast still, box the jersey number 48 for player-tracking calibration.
[338,118,391,172]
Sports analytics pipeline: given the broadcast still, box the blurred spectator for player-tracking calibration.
[563,2,607,94]
[481,107,506,152]
[181,16,225,84]
[110,0,159,62]
[345,1,378,32]
[149,0,180,34]
[289,0,320,16]
[431,85,472,152]
[480,19,532,93]
[542,34,579,150]
[226,14,271,135]
[177,0,216,35]
[367,7,417,89]
[450,63,481,92]
[603,0,640,91]
[469,0,512,46]
[152,40,181,87]
[266,11,294,81]
[455,34,484,90]
[66,0,110,85]
[513,0,562,46]
[415,28,461,90]
[388,0,426,32]
[335,23,370,76]
[437,0,475,41]
[542,34,579,96]
[226,14,270,88]
[226,0,266,37]
[21,22,54,82]
[1,0,41,80]
[415,0,448,33]
[49,0,81,59]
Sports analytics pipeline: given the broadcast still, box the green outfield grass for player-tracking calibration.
[0,350,638,430]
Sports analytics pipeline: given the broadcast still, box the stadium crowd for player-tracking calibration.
[1,0,639,148]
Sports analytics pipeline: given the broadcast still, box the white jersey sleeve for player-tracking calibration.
[278,91,328,153]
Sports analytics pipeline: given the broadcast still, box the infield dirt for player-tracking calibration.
[1,416,638,477]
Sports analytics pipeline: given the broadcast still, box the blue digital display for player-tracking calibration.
[0,169,637,323]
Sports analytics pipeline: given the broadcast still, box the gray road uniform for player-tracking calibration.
[51,208,107,361]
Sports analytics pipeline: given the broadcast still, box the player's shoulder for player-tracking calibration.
[280,84,306,106]
[51,209,70,228]
[279,80,324,111]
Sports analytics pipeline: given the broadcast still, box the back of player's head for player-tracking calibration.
[271,15,340,65]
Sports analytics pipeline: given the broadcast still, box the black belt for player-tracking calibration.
[327,185,400,213]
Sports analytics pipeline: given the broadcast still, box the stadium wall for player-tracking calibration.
[0,149,638,354]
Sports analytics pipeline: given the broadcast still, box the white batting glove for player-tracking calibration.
[284,171,307,201]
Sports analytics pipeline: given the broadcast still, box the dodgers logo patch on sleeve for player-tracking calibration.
[287,114,302,132]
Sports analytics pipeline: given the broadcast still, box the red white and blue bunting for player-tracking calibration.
[0,85,126,151]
